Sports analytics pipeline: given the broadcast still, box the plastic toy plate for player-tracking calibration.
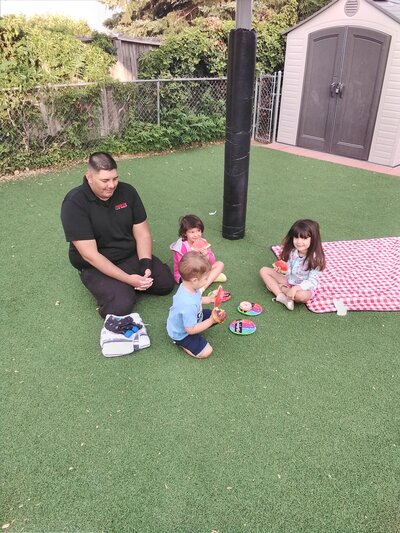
[229,319,256,335]
[237,302,263,316]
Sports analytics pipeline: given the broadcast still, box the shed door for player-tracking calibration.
[297,26,390,160]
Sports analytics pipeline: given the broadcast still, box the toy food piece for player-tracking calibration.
[221,291,231,302]
[192,238,211,251]
[273,259,289,274]
[239,301,252,313]
[212,308,227,323]
[237,302,263,316]
[208,289,231,302]
[214,285,225,308]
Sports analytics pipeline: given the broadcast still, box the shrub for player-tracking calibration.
[0,83,226,175]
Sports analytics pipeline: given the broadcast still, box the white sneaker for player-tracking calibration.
[275,293,294,311]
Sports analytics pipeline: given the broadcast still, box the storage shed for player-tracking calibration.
[111,35,161,81]
[277,0,400,167]
[78,34,161,81]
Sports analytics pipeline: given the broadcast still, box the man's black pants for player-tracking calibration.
[80,254,175,318]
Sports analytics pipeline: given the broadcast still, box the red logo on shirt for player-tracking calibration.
[115,202,127,210]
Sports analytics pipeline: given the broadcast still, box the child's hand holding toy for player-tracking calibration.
[273,259,289,275]
[211,285,228,323]
[212,308,227,324]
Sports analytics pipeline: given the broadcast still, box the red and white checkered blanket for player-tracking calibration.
[272,237,400,313]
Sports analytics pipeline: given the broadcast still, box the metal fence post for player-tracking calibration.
[156,80,160,126]
[272,70,282,143]
[267,73,276,142]
[252,76,259,140]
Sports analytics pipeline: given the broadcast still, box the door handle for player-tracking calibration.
[338,82,344,98]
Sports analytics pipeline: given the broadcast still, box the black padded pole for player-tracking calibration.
[222,28,256,240]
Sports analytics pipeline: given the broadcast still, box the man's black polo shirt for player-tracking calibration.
[61,177,147,270]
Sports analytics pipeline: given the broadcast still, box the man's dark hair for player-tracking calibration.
[88,152,117,172]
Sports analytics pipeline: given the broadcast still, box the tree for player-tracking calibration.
[138,1,298,78]
[100,0,332,78]
[101,0,331,35]
[102,1,243,36]
[0,15,114,89]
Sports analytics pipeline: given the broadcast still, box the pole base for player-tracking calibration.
[222,226,245,240]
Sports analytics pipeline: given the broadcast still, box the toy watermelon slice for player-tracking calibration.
[208,289,231,303]
[214,285,225,308]
[192,238,211,251]
[273,259,289,274]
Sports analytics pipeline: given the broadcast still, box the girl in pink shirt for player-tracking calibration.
[170,214,227,290]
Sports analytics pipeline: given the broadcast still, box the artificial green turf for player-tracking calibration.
[1,145,399,533]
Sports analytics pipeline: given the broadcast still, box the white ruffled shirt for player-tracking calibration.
[287,249,321,291]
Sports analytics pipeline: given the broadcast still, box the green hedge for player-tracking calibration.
[0,116,225,175]
[0,112,225,175]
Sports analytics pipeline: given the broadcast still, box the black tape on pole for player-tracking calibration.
[223,28,256,240]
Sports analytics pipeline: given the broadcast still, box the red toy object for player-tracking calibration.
[208,289,231,303]
[214,285,225,308]
[273,259,289,274]
[211,285,228,323]
[192,238,211,251]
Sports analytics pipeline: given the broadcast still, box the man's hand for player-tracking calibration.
[129,273,153,291]
[72,240,154,290]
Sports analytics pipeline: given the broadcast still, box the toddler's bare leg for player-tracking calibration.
[182,343,213,359]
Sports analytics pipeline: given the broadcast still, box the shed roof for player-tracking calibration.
[111,34,162,46]
[284,0,400,34]
[371,0,400,22]
[75,34,162,46]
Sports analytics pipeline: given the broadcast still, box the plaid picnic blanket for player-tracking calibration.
[272,237,400,313]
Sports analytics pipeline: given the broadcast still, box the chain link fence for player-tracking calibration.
[0,75,281,176]
[0,77,228,176]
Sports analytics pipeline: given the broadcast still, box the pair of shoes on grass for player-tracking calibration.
[274,292,294,311]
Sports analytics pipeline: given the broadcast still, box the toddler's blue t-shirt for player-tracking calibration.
[166,284,203,341]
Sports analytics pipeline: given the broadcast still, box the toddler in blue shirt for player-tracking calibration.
[167,251,225,359]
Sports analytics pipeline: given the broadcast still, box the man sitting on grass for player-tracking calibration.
[61,151,174,318]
